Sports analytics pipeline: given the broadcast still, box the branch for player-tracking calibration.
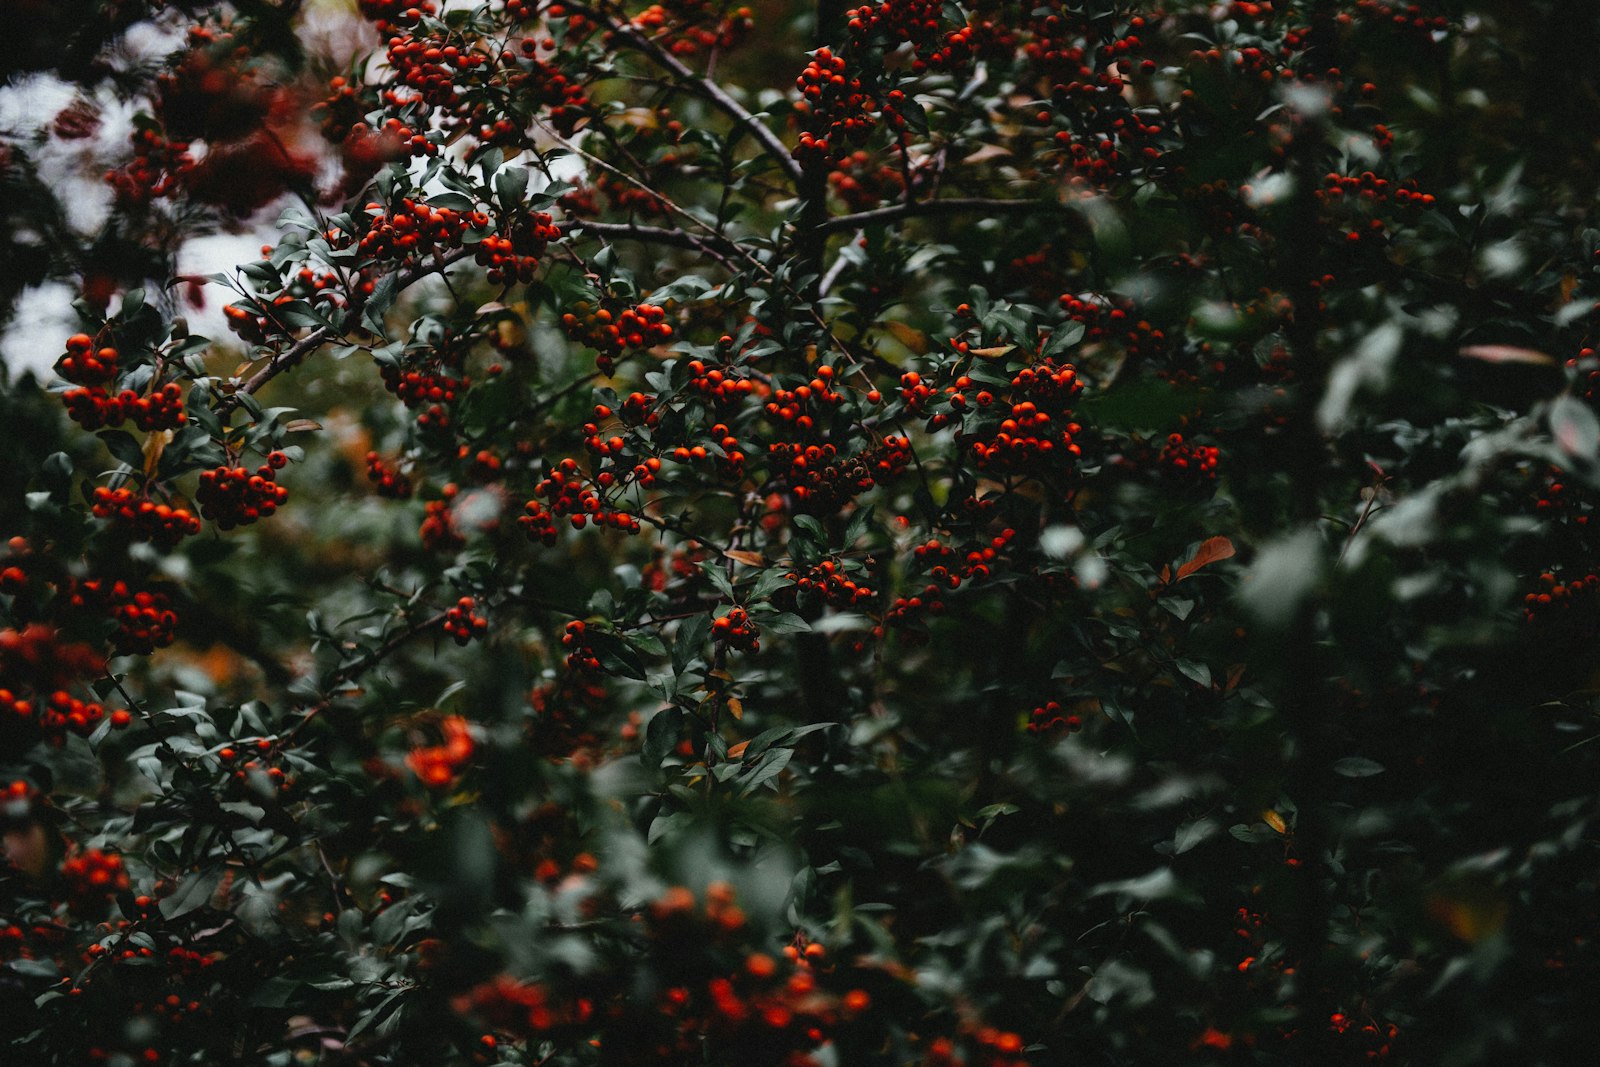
[561,218,737,255]
[216,247,476,414]
[568,2,804,185]
[286,608,450,739]
[816,196,1065,235]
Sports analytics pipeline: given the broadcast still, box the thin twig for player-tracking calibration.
[816,196,1063,235]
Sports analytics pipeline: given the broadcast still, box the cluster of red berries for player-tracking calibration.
[221,300,281,346]
[475,210,561,285]
[531,458,641,533]
[65,382,187,433]
[91,487,202,548]
[1532,467,1593,528]
[1025,699,1083,735]
[961,361,1084,474]
[384,31,487,108]
[217,738,294,798]
[927,1025,1030,1067]
[763,364,847,430]
[518,500,559,546]
[686,358,759,407]
[1,686,127,744]
[1522,571,1600,628]
[1158,433,1221,482]
[627,887,884,1065]
[60,848,130,915]
[0,623,106,687]
[883,528,1014,631]
[105,127,190,207]
[845,0,942,44]
[593,168,674,216]
[356,199,485,264]
[669,422,747,479]
[194,454,289,530]
[284,265,349,308]
[365,451,415,498]
[1327,1011,1400,1060]
[778,436,911,516]
[453,974,594,1038]
[793,48,884,167]
[421,491,466,552]
[69,579,179,655]
[583,397,660,471]
[711,607,760,652]
[339,119,429,175]
[443,596,488,645]
[827,149,907,211]
[909,11,1017,74]
[561,620,604,676]
[642,543,707,593]
[406,715,475,788]
[1058,294,1169,360]
[358,0,435,32]
[786,559,877,609]
[561,301,672,374]
[1053,114,1166,187]
[380,363,467,431]
[626,0,753,57]
[1353,0,1449,37]
[58,335,118,385]
[501,44,590,135]
[1316,170,1438,246]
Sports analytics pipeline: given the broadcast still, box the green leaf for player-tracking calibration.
[642,707,684,770]
[160,867,224,919]
[495,165,529,211]
[739,746,793,795]
[759,612,812,635]
[673,614,710,674]
[98,430,144,470]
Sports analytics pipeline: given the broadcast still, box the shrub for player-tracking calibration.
[4,1,1600,1064]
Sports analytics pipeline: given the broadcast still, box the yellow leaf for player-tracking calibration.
[726,697,743,721]
[723,549,763,566]
[1261,809,1287,835]
[885,321,930,355]
[1426,889,1507,942]
[143,429,173,479]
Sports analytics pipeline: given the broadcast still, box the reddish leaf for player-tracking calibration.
[1174,536,1236,582]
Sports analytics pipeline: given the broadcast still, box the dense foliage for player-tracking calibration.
[4,1,1600,1064]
